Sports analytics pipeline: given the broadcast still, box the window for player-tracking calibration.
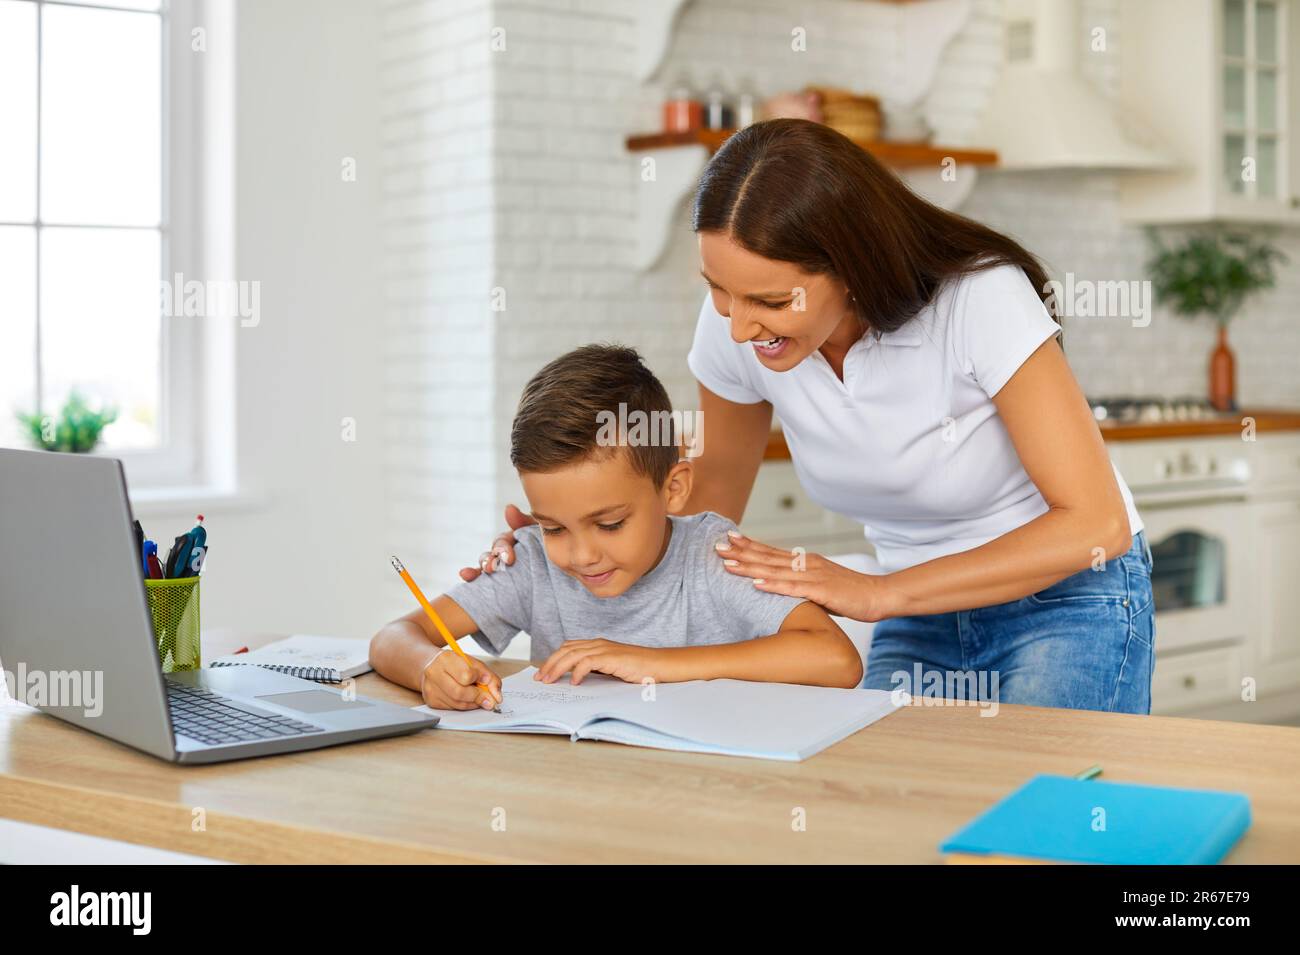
[1,0,230,490]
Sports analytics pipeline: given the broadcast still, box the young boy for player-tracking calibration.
[370,344,862,711]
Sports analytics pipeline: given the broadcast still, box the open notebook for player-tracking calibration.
[414,667,901,761]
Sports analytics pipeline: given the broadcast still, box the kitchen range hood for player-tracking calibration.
[975,0,1171,171]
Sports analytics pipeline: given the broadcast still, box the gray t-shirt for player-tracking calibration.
[446,512,806,662]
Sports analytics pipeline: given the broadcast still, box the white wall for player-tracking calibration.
[377,0,498,602]
[149,0,393,641]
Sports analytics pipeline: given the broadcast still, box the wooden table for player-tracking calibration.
[2,630,1298,864]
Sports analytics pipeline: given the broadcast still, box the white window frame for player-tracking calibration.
[5,0,235,492]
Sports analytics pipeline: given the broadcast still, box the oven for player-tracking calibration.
[1108,437,1253,655]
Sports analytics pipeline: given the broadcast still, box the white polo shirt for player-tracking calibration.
[687,263,1143,572]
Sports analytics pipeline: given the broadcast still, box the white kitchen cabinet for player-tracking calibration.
[1152,644,1248,714]
[1126,432,1300,720]
[1252,497,1300,693]
[1119,0,1300,223]
[1252,429,1300,491]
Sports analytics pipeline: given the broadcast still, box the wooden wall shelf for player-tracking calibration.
[626,129,998,170]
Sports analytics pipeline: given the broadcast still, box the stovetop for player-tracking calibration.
[1088,396,1235,425]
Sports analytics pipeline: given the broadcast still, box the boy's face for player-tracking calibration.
[521,450,693,598]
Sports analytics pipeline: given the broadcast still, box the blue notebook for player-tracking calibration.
[940,774,1251,864]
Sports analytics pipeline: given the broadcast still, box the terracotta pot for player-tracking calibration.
[1209,323,1236,412]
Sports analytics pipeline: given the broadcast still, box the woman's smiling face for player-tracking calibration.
[698,230,858,371]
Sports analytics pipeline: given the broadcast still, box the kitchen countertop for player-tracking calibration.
[763,408,1300,460]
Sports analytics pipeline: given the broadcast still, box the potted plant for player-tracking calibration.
[16,390,118,453]
[1147,229,1287,412]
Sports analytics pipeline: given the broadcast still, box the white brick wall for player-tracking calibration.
[489,0,674,518]
[382,0,1300,595]
[380,0,498,595]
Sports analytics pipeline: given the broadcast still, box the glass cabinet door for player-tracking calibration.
[1222,0,1287,200]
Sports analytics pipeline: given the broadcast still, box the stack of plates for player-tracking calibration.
[807,86,882,142]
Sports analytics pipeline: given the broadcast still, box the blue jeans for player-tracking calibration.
[862,532,1155,713]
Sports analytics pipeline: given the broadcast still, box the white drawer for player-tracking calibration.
[742,462,830,540]
[1152,645,1243,714]
[1249,435,1300,493]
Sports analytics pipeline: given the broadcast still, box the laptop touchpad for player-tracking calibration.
[256,690,373,713]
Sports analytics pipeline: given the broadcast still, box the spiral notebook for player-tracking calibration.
[209,635,372,684]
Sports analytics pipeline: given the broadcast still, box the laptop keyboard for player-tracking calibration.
[166,681,325,746]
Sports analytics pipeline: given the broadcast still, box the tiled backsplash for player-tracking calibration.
[965,169,1300,407]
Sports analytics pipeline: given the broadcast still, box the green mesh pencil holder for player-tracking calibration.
[144,578,201,672]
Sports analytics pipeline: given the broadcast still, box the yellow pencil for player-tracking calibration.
[390,556,501,712]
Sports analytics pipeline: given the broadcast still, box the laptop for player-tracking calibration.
[0,448,437,764]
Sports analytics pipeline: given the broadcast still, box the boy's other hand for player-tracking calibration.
[458,503,536,581]
[536,639,662,686]
[421,650,503,711]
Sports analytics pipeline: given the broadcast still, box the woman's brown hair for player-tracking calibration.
[692,118,1051,335]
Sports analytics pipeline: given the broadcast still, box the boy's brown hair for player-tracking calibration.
[510,344,678,486]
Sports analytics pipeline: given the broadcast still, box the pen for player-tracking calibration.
[180,515,207,577]
[143,540,164,579]
[164,533,188,579]
[133,520,145,575]
[1074,764,1103,781]
[390,555,502,713]
[162,515,207,578]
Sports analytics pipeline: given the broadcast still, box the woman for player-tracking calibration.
[467,119,1155,714]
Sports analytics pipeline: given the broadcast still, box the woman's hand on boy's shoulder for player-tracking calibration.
[535,639,666,687]
[716,531,896,622]
[458,503,536,581]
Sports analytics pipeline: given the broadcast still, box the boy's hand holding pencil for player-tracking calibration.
[420,649,503,711]
[391,556,503,712]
